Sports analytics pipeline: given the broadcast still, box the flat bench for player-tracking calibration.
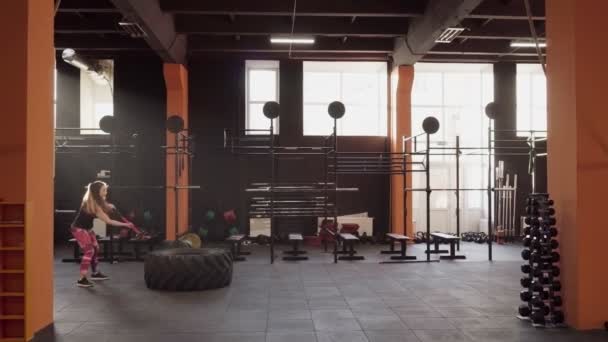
[336,233,364,261]
[381,233,416,261]
[62,236,130,263]
[283,234,308,261]
[426,233,466,260]
[227,234,250,261]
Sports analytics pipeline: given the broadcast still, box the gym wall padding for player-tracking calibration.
[0,0,55,339]
[547,0,608,329]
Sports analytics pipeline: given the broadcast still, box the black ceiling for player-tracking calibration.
[54,0,545,63]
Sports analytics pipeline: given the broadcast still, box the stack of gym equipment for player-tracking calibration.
[518,193,564,326]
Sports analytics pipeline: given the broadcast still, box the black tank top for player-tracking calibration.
[71,207,97,230]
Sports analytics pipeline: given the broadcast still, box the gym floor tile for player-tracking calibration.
[316,331,369,342]
[313,317,363,331]
[401,317,456,330]
[266,332,318,342]
[268,318,315,332]
[412,329,471,342]
[364,330,421,342]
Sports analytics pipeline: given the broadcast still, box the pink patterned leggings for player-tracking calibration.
[71,227,99,275]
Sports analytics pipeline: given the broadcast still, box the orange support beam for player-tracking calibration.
[389,66,414,237]
[547,0,608,329]
[0,0,54,339]
[163,64,189,241]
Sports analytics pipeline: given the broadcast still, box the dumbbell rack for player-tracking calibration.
[518,193,564,327]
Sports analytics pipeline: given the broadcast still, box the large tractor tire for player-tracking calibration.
[144,248,232,291]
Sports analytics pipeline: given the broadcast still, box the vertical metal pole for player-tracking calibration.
[174,132,179,240]
[456,136,460,251]
[487,122,493,261]
[333,118,339,264]
[530,132,536,194]
[426,133,431,262]
[270,121,275,264]
[403,152,407,237]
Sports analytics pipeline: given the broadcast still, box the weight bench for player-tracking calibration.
[381,233,416,261]
[427,233,465,260]
[283,234,308,261]
[336,233,364,261]
[62,236,131,263]
[227,234,250,261]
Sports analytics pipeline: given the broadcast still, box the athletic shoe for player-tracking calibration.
[77,277,94,288]
[90,272,110,281]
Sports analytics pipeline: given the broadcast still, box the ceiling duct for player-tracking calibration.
[435,27,465,43]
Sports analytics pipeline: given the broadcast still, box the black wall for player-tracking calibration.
[188,57,390,238]
[493,62,547,235]
[54,55,167,241]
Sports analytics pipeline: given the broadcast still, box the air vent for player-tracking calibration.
[118,20,146,38]
[435,27,465,43]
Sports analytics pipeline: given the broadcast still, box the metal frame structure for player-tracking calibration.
[402,119,547,261]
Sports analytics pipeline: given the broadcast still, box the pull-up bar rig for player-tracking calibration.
[401,105,547,261]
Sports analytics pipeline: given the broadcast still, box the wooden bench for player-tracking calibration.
[336,233,364,261]
[227,234,249,261]
[381,233,416,261]
[427,233,466,260]
[283,234,308,261]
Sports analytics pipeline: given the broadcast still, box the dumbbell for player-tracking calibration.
[531,308,547,325]
[521,264,532,274]
[533,266,560,278]
[551,311,564,324]
[530,295,545,308]
[521,249,531,261]
[521,277,532,288]
[532,280,561,292]
[525,217,540,226]
[538,208,556,216]
[531,238,559,250]
[531,251,560,263]
[550,296,563,307]
[520,289,532,302]
[518,304,531,317]
[541,217,556,225]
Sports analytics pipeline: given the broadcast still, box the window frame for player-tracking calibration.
[245,60,280,135]
[302,61,388,137]
[516,64,547,137]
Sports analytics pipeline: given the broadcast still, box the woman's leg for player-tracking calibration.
[71,227,95,277]
[88,230,99,274]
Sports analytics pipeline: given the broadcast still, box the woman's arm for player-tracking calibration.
[96,208,133,228]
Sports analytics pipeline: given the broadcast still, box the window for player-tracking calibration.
[517,64,547,137]
[246,60,279,134]
[303,61,388,136]
[80,60,114,134]
[411,63,494,233]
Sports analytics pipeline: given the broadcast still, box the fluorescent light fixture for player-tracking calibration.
[270,36,315,44]
[435,27,465,43]
[511,41,547,48]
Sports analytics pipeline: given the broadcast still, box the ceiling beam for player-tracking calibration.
[175,15,409,37]
[188,36,394,54]
[57,0,119,13]
[457,18,545,40]
[470,0,545,20]
[109,0,186,63]
[428,39,545,57]
[55,34,150,51]
[393,0,484,65]
[160,0,426,17]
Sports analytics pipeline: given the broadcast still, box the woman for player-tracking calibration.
[71,181,137,287]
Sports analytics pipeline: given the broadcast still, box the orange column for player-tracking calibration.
[163,64,190,240]
[0,0,54,339]
[547,0,608,330]
[389,66,414,236]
